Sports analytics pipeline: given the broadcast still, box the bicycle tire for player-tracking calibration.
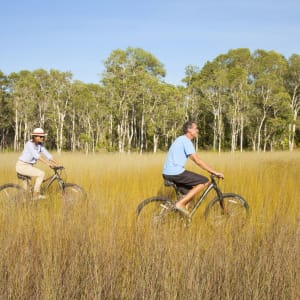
[62,183,87,204]
[136,196,177,228]
[0,183,26,206]
[205,193,250,226]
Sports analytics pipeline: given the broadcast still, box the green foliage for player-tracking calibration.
[0,48,299,152]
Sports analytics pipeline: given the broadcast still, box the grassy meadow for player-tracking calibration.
[0,151,299,299]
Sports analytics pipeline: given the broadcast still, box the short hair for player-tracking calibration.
[182,121,197,134]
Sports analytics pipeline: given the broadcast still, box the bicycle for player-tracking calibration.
[0,166,87,207]
[136,174,250,227]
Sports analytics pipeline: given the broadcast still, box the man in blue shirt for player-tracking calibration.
[163,121,224,215]
[16,128,60,200]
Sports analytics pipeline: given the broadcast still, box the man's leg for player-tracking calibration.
[163,170,209,212]
[176,181,209,210]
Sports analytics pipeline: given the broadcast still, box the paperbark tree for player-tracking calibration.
[48,70,73,153]
[101,47,165,152]
[285,54,300,151]
[250,50,290,151]
[225,49,252,152]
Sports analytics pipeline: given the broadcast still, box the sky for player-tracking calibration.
[1,0,299,86]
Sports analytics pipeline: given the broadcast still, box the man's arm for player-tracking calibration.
[189,153,224,178]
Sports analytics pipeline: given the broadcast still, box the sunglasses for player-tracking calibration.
[35,135,45,138]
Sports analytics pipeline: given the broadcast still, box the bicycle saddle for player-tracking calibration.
[17,173,31,181]
[164,179,176,187]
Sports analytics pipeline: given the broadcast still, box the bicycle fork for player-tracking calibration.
[215,188,228,215]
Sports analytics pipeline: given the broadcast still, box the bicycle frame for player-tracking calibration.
[167,175,224,218]
[40,167,65,194]
[11,166,87,204]
[17,167,65,196]
[137,174,249,228]
[188,176,223,217]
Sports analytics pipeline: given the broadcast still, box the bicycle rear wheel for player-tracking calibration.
[0,183,26,207]
[136,196,176,228]
[205,193,250,227]
[62,183,87,205]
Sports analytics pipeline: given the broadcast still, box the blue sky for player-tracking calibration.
[1,0,299,85]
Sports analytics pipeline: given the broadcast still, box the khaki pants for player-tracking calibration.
[16,161,45,193]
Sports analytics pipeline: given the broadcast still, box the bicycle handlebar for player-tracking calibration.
[210,174,224,184]
[50,166,64,171]
[210,173,223,179]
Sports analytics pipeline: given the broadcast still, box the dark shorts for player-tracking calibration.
[163,170,209,194]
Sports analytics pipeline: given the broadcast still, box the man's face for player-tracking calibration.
[188,123,199,138]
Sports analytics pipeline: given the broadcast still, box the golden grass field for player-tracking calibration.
[0,151,299,299]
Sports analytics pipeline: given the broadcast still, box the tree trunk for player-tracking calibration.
[140,111,144,154]
[14,108,19,151]
[71,110,76,152]
[153,134,159,153]
[257,112,266,152]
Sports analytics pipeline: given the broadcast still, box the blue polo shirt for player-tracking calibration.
[163,135,195,175]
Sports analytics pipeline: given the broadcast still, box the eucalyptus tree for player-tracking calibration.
[182,65,202,121]
[194,57,229,152]
[85,83,108,152]
[133,73,182,153]
[250,50,290,151]
[101,47,166,152]
[285,54,300,151]
[32,69,52,128]
[145,82,185,152]
[183,65,213,149]
[47,70,73,153]
[8,71,39,151]
[69,81,93,152]
[225,48,252,152]
[0,71,13,149]
[262,99,291,151]
[6,72,21,151]
[160,84,186,150]
[69,82,107,153]
[102,48,135,152]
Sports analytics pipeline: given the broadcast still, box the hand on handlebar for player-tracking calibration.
[49,165,64,171]
[212,172,224,179]
[49,163,63,169]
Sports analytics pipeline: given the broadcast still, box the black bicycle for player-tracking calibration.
[0,166,87,207]
[136,174,250,227]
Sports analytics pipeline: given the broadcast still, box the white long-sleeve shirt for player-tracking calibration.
[18,141,52,164]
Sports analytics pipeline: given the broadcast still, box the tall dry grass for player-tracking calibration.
[0,151,299,299]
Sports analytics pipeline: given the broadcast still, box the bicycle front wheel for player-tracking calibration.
[205,193,250,227]
[62,183,87,205]
[136,196,176,228]
[0,183,26,207]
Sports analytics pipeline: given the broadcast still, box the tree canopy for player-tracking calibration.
[1,47,299,153]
